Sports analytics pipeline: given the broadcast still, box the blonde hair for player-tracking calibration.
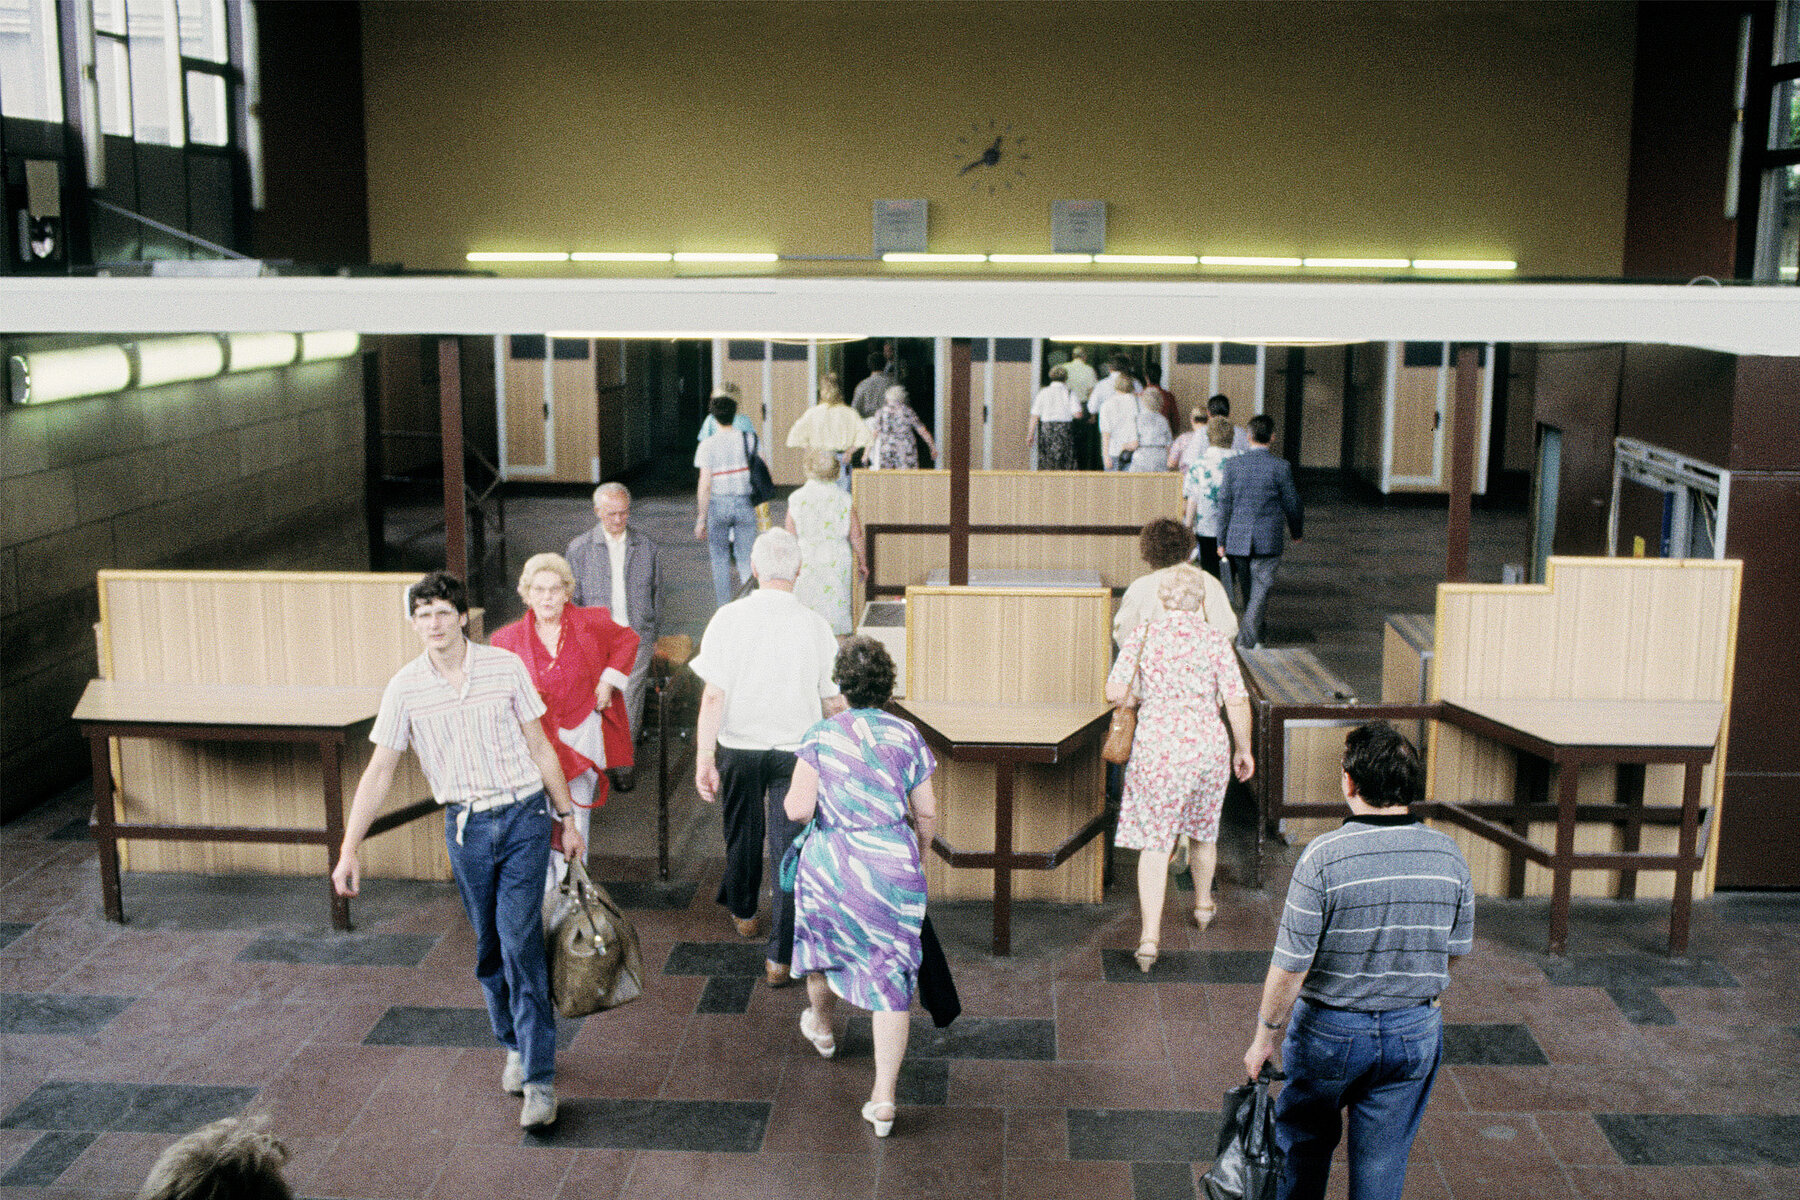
[1207,415,1234,448]
[517,552,575,600]
[803,447,839,481]
[1157,564,1209,613]
[137,1117,291,1200]
[818,373,843,405]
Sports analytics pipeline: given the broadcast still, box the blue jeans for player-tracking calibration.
[1224,553,1282,649]
[445,794,558,1087]
[707,494,757,607]
[1275,997,1442,1200]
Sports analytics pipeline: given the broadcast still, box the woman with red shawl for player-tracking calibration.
[491,552,640,892]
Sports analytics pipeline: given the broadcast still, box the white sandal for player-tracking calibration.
[800,1008,836,1059]
[861,1099,895,1137]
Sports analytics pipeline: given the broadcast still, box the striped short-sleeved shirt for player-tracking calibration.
[1274,813,1474,1011]
[370,641,547,807]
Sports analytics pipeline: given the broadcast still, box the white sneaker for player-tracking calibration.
[519,1083,558,1129]
[501,1050,525,1095]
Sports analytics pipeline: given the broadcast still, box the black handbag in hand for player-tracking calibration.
[1200,1064,1286,1200]
[742,431,778,506]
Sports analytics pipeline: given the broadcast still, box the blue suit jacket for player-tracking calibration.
[1216,446,1303,556]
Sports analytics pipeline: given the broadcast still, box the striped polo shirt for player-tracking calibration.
[370,640,547,807]
[1274,813,1475,1011]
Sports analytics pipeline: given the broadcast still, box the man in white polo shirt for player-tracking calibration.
[331,570,583,1130]
[692,529,846,988]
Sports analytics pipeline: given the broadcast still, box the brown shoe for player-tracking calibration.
[733,914,760,939]
[765,960,792,988]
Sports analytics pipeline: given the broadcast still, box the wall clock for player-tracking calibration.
[950,119,1030,195]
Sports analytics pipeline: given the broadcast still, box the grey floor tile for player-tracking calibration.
[111,872,459,931]
[363,1005,582,1048]
[1538,952,1737,990]
[237,932,439,967]
[602,880,699,911]
[522,1098,769,1152]
[1134,1160,1198,1200]
[1100,950,1270,984]
[0,923,32,949]
[838,1014,1056,1061]
[1595,1114,1800,1166]
[1,993,135,1036]
[662,941,768,977]
[896,1059,949,1106]
[0,1081,256,1133]
[1604,985,1678,1025]
[695,976,754,1014]
[1441,1023,1549,1065]
[0,1131,96,1187]
[1069,1109,1220,1163]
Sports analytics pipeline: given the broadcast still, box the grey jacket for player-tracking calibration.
[566,525,662,639]
[1216,446,1303,557]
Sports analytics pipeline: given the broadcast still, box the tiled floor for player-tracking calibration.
[4,470,1796,1198]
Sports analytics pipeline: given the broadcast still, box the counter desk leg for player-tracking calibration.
[88,732,125,924]
[320,735,351,932]
[1669,761,1703,956]
[992,760,1015,957]
[1548,762,1579,956]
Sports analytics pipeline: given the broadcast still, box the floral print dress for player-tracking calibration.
[872,402,931,469]
[1106,611,1248,849]
[789,478,855,634]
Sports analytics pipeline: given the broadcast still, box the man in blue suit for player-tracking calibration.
[1215,414,1303,649]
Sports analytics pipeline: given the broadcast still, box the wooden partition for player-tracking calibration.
[979,339,1036,470]
[1428,557,1740,898]
[854,469,1182,609]
[906,587,1111,902]
[1166,342,1266,423]
[97,570,464,880]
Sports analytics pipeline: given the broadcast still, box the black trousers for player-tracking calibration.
[713,746,800,965]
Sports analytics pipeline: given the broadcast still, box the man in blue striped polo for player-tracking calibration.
[1244,721,1474,1200]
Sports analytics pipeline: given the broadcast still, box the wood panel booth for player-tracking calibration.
[716,338,814,486]
[902,587,1112,908]
[853,469,1184,613]
[1347,342,1496,495]
[1426,556,1739,901]
[94,570,463,882]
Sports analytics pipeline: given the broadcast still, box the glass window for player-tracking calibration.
[0,0,65,122]
[1776,78,1799,150]
[93,0,125,36]
[1762,163,1800,282]
[95,33,133,135]
[126,0,185,146]
[185,67,228,145]
[175,0,227,63]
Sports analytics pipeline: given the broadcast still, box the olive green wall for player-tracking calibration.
[361,0,1637,278]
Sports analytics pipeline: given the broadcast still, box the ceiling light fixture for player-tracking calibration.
[571,251,674,262]
[1201,256,1304,268]
[225,332,299,372]
[466,251,571,263]
[880,252,987,263]
[1302,258,1412,269]
[672,252,780,263]
[987,253,1094,265]
[1411,259,1518,271]
[7,344,133,405]
[299,331,361,361]
[1093,254,1200,265]
[132,335,226,389]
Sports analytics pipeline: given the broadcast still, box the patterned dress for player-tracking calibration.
[791,710,936,1012]
[871,401,931,469]
[1185,445,1239,537]
[1107,612,1248,849]
[788,479,855,634]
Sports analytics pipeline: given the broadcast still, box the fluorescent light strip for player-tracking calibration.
[1201,256,1304,267]
[8,344,133,405]
[571,252,674,262]
[881,252,987,263]
[672,252,779,263]
[1093,254,1199,265]
[1411,259,1518,270]
[1303,258,1411,269]
[987,253,1093,265]
[299,331,361,361]
[225,332,299,372]
[133,335,226,388]
[466,251,570,263]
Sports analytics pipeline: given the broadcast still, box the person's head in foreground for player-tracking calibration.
[1138,517,1196,570]
[1341,720,1424,808]
[835,636,897,709]
[137,1117,291,1200]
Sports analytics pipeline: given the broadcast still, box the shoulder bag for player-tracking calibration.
[1102,635,1145,764]
[742,431,778,506]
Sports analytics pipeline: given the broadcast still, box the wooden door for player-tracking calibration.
[502,335,549,477]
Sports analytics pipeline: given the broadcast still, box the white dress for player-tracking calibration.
[789,479,854,634]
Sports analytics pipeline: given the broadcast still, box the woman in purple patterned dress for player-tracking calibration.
[784,637,937,1137]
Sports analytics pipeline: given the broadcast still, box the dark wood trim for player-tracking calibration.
[948,338,971,585]
[440,337,466,580]
[1445,346,1479,582]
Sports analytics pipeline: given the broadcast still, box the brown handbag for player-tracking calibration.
[1102,641,1145,764]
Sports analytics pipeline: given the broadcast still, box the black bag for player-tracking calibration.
[916,914,961,1027]
[743,431,778,506]
[1200,1064,1286,1200]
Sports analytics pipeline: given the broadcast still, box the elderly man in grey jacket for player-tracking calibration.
[566,482,662,790]
[1215,414,1303,650]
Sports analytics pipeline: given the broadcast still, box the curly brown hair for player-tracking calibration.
[834,636,898,709]
[1138,517,1196,570]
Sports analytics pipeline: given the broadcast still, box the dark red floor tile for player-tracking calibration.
[1003,1108,1069,1161]
[424,1143,576,1200]
[1532,1113,1622,1167]
[1002,1157,1132,1200]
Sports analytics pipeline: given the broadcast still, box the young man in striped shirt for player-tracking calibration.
[331,571,583,1130]
[1244,721,1474,1200]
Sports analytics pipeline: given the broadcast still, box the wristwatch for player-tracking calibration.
[1259,1017,1284,1031]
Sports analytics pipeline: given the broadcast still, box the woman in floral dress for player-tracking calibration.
[1183,416,1240,577]
[785,637,937,1137]
[869,384,938,469]
[785,448,868,635]
[1105,564,1254,971]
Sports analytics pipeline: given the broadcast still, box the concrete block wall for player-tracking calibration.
[0,347,369,820]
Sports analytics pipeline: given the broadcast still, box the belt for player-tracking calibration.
[449,786,543,844]
[1307,995,1441,1014]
